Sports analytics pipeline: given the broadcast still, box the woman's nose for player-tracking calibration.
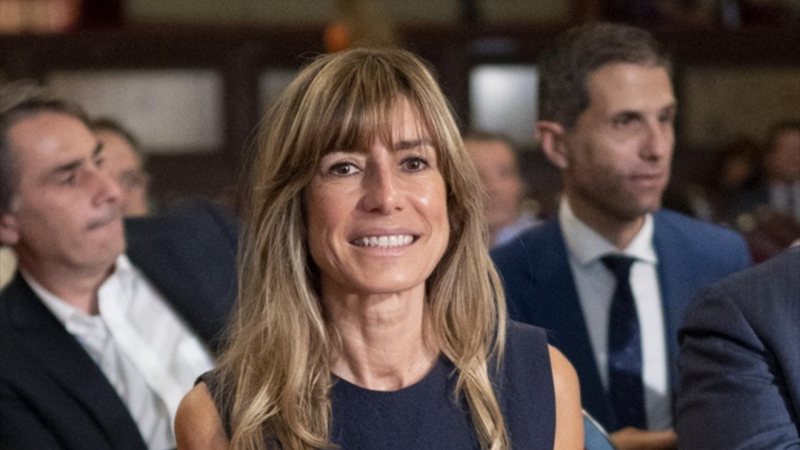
[360,166,402,214]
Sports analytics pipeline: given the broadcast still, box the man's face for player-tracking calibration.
[0,112,125,275]
[766,129,800,184]
[465,139,524,234]
[562,63,676,224]
[94,129,149,217]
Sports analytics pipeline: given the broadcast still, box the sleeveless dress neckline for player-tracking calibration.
[331,355,447,395]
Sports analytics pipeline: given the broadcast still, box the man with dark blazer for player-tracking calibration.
[491,23,751,450]
[0,83,238,449]
[676,243,800,450]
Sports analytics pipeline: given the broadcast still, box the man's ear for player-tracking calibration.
[536,120,569,169]
[0,212,20,246]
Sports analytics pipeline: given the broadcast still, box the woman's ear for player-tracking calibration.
[536,121,569,169]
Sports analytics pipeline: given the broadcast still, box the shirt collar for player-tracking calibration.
[22,255,135,331]
[559,198,658,266]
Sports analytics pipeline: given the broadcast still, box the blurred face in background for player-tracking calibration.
[766,129,800,184]
[465,138,524,236]
[94,129,149,217]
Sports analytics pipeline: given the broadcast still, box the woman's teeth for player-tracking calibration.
[354,235,414,248]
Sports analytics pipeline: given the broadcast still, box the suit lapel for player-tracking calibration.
[529,220,616,428]
[5,276,147,449]
[652,213,690,390]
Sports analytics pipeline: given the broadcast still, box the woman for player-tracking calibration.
[175,48,582,450]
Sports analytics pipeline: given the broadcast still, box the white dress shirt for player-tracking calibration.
[559,199,671,430]
[24,255,215,450]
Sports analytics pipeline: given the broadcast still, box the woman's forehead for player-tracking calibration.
[323,99,434,152]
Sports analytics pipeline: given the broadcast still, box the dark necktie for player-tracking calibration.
[601,254,646,430]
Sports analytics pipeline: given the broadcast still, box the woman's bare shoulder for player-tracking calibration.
[175,382,229,450]
[548,345,583,449]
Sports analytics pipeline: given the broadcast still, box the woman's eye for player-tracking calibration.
[402,157,428,172]
[329,162,358,176]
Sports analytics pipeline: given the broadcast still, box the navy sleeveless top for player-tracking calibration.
[200,321,555,449]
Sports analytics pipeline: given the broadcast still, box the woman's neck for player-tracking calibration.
[323,288,439,391]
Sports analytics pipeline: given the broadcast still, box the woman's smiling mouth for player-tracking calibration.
[351,235,415,248]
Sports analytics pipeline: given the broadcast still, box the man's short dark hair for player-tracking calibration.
[88,116,142,155]
[0,81,89,214]
[538,22,672,129]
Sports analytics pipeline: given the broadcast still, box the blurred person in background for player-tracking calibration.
[761,120,800,222]
[464,131,540,247]
[722,121,800,261]
[491,22,752,450]
[706,137,764,225]
[89,117,152,217]
[663,137,763,225]
[0,82,238,450]
[721,121,800,225]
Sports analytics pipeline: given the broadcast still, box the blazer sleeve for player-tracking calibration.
[676,285,800,450]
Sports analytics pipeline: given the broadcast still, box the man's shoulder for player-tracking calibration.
[681,248,800,353]
[705,246,799,301]
[656,209,749,253]
[0,273,28,319]
[491,218,562,261]
[654,209,743,243]
[654,209,751,270]
[124,200,239,269]
[0,275,36,362]
[125,200,237,238]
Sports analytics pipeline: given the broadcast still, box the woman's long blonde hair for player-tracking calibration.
[216,48,509,450]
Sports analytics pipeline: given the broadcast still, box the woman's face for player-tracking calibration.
[305,98,450,300]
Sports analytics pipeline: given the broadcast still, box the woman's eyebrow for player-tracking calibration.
[394,138,432,150]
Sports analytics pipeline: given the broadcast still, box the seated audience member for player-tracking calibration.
[708,138,764,225]
[464,131,540,247]
[490,22,751,450]
[762,121,800,222]
[676,243,800,449]
[0,82,238,450]
[725,121,800,225]
[89,117,152,217]
[175,48,583,450]
[664,137,763,224]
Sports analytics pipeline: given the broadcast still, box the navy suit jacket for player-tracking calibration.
[490,209,751,431]
[676,245,800,450]
[0,202,239,450]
